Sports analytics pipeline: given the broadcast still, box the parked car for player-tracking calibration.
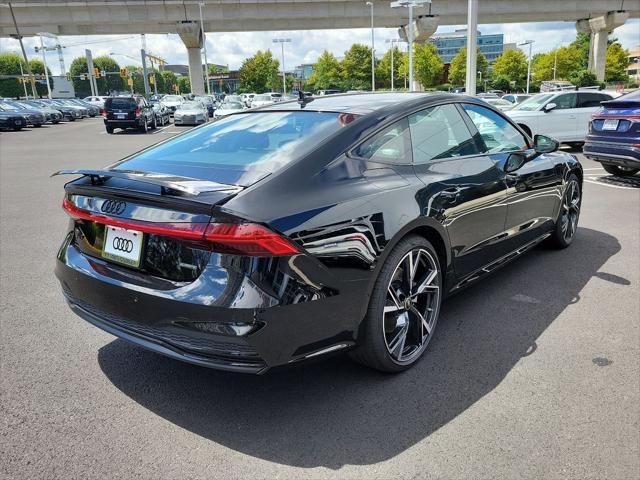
[0,109,27,130]
[67,98,99,117]
[213,101,244,118]
[194,96,215,117]
[19,100,63,123]
[150,101,171,126]
[583,89,640,177]
[102,95,156,134]
[483,97,516,111]
[0,101,45,127]
[506,90,615,146]
[159,94,184,115]
[222,94,243,105]
[54,92,583,374]
[174,101,209,125]
[502,94,532,104]
[250,94,276,108]
[317,89,341,95]
[83,96,107,108]
[41,99,82,121]
[241,93,256,107]
[56,99,89,118]
[487,89,505,97]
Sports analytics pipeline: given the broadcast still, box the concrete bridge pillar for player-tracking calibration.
[577,11,629,82]
[177,21,205,95]
[398,15,439,91]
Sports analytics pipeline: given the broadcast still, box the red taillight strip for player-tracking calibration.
[62,198,299,256]
[592,114,640,119]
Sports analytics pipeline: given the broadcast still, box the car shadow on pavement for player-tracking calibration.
[98,227,623,469]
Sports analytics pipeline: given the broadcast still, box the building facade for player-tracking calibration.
[628,46,640,82]
[293,63,315,80]
[429,29,505,64]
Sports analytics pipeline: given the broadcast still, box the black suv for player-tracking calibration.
[103,96,156,134]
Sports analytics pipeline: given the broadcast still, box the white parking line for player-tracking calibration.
[584,178,639,190]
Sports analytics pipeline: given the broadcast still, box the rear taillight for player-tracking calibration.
[134,107,141,117]
[100,108,106,118]
[62,199,298,256]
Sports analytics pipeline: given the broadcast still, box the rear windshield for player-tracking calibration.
[114,111,347,186]
[106,98,136,108]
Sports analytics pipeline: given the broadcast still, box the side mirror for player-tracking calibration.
[533,134,560,154]
[543,102,557,112]
[504,152,527,173]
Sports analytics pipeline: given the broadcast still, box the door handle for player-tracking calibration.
[569,115,576,119]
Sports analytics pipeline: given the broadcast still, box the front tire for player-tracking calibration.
[151,115,157,129]
[548,174,581,249]
[350,235,442,373]
[602,164,639,177]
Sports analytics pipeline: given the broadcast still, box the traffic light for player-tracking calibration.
[149,74,155,85]
[93,67,99,77]
[119,68,128,78]
[66,72,71,81]
[127,78,133,87]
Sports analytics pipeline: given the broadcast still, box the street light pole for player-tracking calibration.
[390,0,429,93]
[386,38,401,91]
[366,2,375,91]
[272,38,291,95]
[38,35,52,98]
[518,40,534,94]
[18,59,28,99]
[199,1,211,95]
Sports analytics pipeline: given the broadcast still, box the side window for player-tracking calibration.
[577,92,611,108]
[462,103,529,153]
[553,93,577,109]
[352,119,412,164]
[408,104,481,162]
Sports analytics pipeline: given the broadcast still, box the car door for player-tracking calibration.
[461,103,562,252]
[542,92,579,142]
[576,92,613,139]
[408,103,509,281]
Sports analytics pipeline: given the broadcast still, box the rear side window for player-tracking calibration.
[352,119,412,164]
[462,104,528,153]
[577,92,612,108]
[115,111,348,185]
[106,98,136,109]
[408,104,480,162]
[553,93,577,109]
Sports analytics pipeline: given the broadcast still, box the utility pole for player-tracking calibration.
[85,49,98,96]
[37,35,52,98]
[273,38,291,95]
[18,60,28,98]
[199,1,211,94]
[518,40,534,94]
[464,0,478,95]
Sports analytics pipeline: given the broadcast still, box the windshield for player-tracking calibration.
[178,102,202,109]
[511,94,555,111]
[224,96,241,103]
[0,102,21,111]
[611,89,640,101]
[253,95,272,102]
[222,102,243,110]
[114,111,347,185]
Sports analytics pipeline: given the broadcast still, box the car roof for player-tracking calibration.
[259,92,454,115]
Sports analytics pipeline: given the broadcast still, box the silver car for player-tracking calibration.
[174,101,209,126]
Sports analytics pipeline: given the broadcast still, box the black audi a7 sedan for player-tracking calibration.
[54,93,583,374]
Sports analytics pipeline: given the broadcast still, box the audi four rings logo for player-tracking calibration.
[112,237,134,253]
[101,200,126,215]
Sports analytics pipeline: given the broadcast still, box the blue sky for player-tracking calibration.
[1,20,638,76]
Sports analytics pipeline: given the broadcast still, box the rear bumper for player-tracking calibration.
[55,239,364,373]
[583,140,640,169]
[104,118,143,128]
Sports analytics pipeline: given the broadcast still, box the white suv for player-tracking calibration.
[506,91,615,145]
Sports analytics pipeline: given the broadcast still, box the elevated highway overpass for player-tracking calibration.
[2,0,637,93]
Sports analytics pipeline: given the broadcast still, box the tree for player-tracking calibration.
[532,45,582,82]
[90,56,124,95]
[341,43,374,90]
[27,59,54,97]
[177,76,191,94]
[376,46,405,89]
[238,50,280,93]
[570,32,591,70]
[0,52,26,98]
[491,74,512,92]
[569,70,598,87]
[605,42,629,82]
[413,43,444,89]
[159,71,178,94]
[308,50,341,90]
[492,48,528,89]
[69,57,92,97]
[448,47,488,87]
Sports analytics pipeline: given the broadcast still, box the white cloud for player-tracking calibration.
[0,19,638,76]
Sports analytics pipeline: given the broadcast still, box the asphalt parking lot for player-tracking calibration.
[1,119,639,480]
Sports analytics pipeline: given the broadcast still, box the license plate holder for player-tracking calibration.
[102,226,143,268]
[115,113,127,119]
[602,119,619,131]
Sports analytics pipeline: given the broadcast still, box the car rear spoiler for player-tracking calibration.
[51,169,243,196]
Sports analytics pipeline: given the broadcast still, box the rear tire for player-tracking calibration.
[547,174,581,249]
[105,126,114,134]
[151,116,157,129]
[602,164,639,177]
[349,235,442,373]
[139,118,149,133]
